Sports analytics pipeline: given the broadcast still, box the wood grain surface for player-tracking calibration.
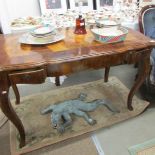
[0,28,153,71]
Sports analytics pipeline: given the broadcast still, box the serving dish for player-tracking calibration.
[91,27,128,43]
[19,33,65,45]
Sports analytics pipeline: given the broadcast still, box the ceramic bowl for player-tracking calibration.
[91,27,128,43]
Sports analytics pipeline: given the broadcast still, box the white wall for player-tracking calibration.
[6,0,41,21]
[0,0,11,34]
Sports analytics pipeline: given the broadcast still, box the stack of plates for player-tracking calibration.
[96,20,120,28]
[30,26,55,37]
[19,25,65,45]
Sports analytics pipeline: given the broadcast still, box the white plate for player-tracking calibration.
[19,33,65,45]
[11,25,40,33]
[30,26,55,35]
[96,20,118,26]
[91,27,128,36]
[87,19,96,24]
[30,31,56,38]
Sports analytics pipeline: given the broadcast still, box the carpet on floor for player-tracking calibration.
[10,77,149,155]
[128,138,155,155]
[0,109,8,129]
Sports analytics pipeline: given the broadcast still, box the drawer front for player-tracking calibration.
[9,69,46,84]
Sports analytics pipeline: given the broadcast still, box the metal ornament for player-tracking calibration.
[41,93,120,133]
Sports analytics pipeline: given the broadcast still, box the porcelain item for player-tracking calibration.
[91,27,128,43]
[96,20,120,28]
[30,25,55,36]
[19,33,64,45]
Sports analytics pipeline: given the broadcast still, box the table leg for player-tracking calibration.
[55,76,60,86]
[0,90,25,148]
[104,67,110,82]
[0,73,25,148]
[127,54,150,111]
[12,84,20,105]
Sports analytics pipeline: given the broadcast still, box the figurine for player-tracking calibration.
[74,1,87,34]
[41,93,119,133]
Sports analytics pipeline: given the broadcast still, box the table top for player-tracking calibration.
[0,27,153,71]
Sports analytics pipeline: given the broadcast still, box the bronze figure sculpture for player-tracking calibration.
[41,93,119,133]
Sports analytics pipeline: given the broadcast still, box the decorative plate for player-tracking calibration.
[30,25,55,36]
[30,31,56,38]
[87,19,96,24]
[96,20,119,28]
[19,33,65,45]
[97,20,118,26]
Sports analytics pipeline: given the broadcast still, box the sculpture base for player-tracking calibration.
[10,77,149,155]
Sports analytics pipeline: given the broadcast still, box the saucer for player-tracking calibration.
[30,25,55,36]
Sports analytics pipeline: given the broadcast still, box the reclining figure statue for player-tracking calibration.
[41,93,119,133]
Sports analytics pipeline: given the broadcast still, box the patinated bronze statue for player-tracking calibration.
[41,93,119,133]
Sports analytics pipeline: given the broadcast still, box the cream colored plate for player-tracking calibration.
[96,20,118,26]
[19,33,65,45]
[91,27,127,36]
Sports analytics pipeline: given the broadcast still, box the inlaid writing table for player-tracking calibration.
[0,28,154,148]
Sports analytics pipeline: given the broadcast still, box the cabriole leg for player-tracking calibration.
[0,73,25,148]
[127,51,150,111]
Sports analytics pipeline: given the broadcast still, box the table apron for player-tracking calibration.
[1,48,151,85]
[47,49,151,76]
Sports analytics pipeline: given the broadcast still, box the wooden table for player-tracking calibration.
[0,28,153,148]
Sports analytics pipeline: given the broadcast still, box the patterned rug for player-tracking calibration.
[0,109,8,129]
[10,77,149,155]
[128,138,155,155]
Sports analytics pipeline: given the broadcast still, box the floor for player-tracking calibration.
[0,65,155,155]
